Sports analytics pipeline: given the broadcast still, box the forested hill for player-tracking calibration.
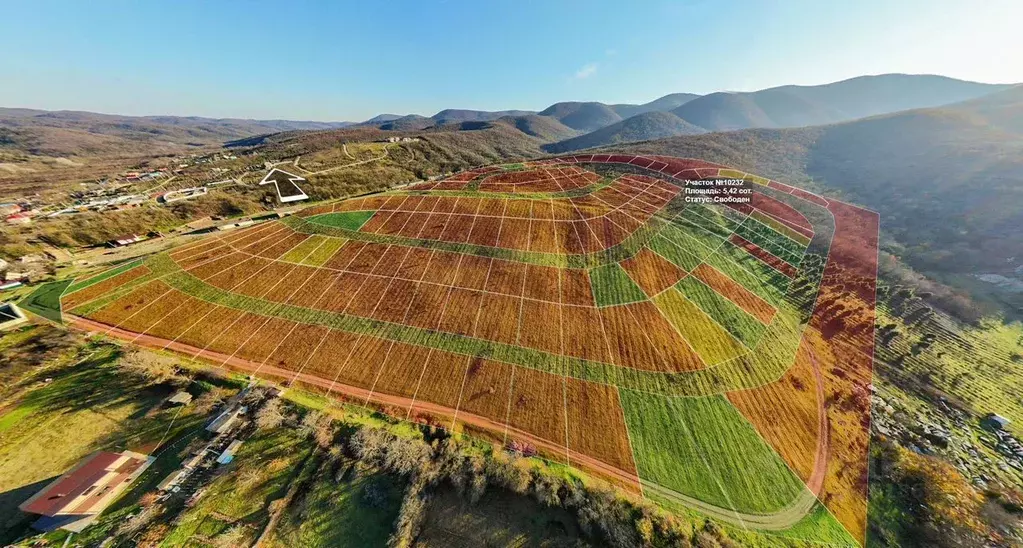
[610,87,1023,315]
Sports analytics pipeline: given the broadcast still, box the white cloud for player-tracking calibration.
[574,63,598,80]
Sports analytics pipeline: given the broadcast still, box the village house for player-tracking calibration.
[18,451,155,532]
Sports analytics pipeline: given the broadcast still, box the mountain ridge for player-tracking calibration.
[2,74,1015,157]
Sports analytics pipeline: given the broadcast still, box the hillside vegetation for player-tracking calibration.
[429,108,535,124]
[537,101,624,132]
[3,74,1010,158]
[611,88,1023,317]
[497,114,581,142]
[610,92,701,118]
[544,111,706,153]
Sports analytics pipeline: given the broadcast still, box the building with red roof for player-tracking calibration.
[18,451,154,532]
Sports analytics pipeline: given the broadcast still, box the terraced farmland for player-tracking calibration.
[59,154,878,545]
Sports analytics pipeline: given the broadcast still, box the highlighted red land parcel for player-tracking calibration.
[63,156,875,546]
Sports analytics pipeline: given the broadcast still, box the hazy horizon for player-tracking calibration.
[2,71,1017,123]
[2,0,1021,121]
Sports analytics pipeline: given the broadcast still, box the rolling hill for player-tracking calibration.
[671,91,830,131]
[940,84,1023,134]
[0,108,353,156]
[610,93,702,118]
[536,102,624,132]
[543,111,705,153]
[357,75,1011,137]
[377,115,434,131]
[363,113,403,123]
[429,109,535,124]
[496,114,581,142]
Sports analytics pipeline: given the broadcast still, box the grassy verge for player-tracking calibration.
[18,279,72,323]
[64,258,144,294]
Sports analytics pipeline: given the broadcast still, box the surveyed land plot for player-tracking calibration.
[62,155,876,546]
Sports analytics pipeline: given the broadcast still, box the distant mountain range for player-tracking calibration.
[1,74,1016,158]
[353,74,1014,152]
[0,108,354,156]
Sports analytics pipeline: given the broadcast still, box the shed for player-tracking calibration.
[167,391,193,405]
[216,440,244,465]
[206,407,243,435]
[182,452,206,470]
[157,469,188,491]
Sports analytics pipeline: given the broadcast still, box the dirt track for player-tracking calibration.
[67,314,644,494]
[69,313,837,531]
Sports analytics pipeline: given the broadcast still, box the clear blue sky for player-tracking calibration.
[2,0,1020,121]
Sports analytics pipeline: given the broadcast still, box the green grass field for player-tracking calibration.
[308,210,376,231]
[620,391,806,514]
[589,263,647,306]
[18,279,72,323]
[0,338,222,545]
[675,276,766,347]
[646,235,703,271]
[161,429,314,547]
[653,288,747,364]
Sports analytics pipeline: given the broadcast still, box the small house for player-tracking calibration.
[107,234,145,248]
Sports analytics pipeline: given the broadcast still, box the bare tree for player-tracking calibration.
[114,504,160,539]
[118,346,187,386]
[301,410,336,448]
[388,475,429,548]
[193,387,231,415]
[213,524,248,548]
[255,396,286,429]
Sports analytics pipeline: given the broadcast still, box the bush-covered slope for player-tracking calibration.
[543,111,706,153]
